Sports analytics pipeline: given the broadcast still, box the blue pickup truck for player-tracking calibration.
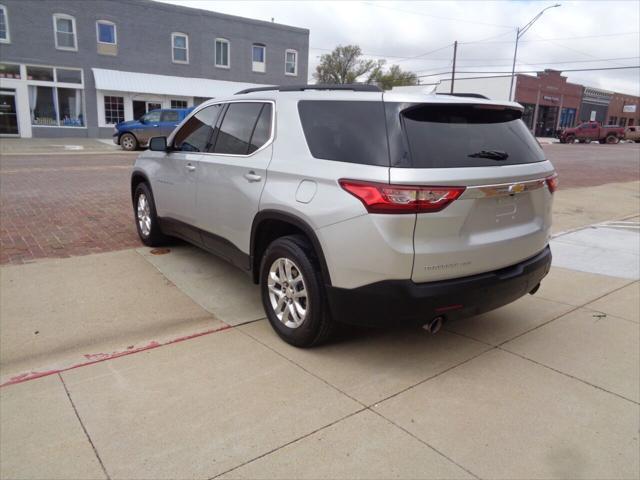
[113,108,193,151]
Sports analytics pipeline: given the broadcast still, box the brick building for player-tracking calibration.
[607,92,639,127]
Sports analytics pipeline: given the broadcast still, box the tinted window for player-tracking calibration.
[297,101,389,166]
[214,102,264,155]
[248,104,272,153]
[386,103,545,168]
[144,111,161,123]
[173,104,222,152]
[161,110,179,122]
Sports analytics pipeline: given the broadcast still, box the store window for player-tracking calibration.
[96,20,116,44]
[608,117,618,125]
[559,108,576,128]
[0,63,20,79]
[285,49,297,76]
[520,103,535,130]
[252,44,266,72]
[53,14,77,51]
[104,96,124,125]
[0,4,10,43]
[215,38,230,68]
[27,65,84,127]
[171,99,188,109]
[172,32,188,63]
[620,118,627,127]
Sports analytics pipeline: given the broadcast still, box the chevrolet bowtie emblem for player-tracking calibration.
[509,183,526,194]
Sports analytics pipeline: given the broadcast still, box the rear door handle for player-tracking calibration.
[244,171,262,182]
[185,163,196,172]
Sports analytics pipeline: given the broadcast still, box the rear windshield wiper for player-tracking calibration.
[467,150,509,160]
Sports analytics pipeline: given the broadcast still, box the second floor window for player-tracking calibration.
[0,5,9,43]
[215,38,229,68]
[252,44,266,73]
[285,49,297,76]
[97,20,116,44]
[54,14,77,51]
[172,32,188,63]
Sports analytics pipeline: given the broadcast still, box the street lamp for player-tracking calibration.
[508,4,561,101]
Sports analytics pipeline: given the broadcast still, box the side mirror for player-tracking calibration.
[149,136,168,152]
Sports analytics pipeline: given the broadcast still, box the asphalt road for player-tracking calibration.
[1,143,639,264]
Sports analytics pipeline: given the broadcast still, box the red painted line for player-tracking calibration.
[0,324,232,388]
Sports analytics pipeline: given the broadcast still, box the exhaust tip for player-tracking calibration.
[529,283,541,295]
[423,316,444,335]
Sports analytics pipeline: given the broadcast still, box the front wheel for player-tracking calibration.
[120,133,138,151]
[260,236,334,347]
[133,183,168,247]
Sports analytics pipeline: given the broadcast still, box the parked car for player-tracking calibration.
[558,121,625,144]
[113,108,193,151]
[624,125,640,143]
[130,85,556,347]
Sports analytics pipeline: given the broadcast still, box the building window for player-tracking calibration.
[215,38,230,68]
[53,14,77,51]
[620,117,627,127]
[29,86,84,127]
[104,96,124,124]
[608,117,617,125]
[171,99,188,109]
[252,44,266,73]
[0,4,10,43]
[96,20,116,44]
[285,49,297,76]
[56,68,82,84]
[172,32,188,63]
[0,63,20,79]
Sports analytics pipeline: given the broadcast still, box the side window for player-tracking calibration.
[144,111,161,123]
[248,104,272,153]
[297,100,389,166]
[173,104,221,152]
[213,102,264,155]
[161,110,179,122]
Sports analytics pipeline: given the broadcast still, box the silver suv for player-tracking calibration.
[131,84,556,347]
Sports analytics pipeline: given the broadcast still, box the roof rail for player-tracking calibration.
[235,84,382,94]
[436,92,490,99]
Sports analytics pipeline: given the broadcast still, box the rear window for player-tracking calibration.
[298,101,389,166]
[387,103,546,168]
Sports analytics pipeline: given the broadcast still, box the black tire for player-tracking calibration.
[120,133,138,151]
[584,137,592,144]
[133,183,168,247]
[259,235,334,348]
[605,134,618,144]
[565,135,575,144]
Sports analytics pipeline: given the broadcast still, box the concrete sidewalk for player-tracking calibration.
[0,137,129,155]
[1,183,639,479]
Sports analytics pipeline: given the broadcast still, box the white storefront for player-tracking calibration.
[92,68,264,131]
[0,62,86,138]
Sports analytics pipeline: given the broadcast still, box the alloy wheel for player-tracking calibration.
[137,193,151,237]
[267,257,308,328]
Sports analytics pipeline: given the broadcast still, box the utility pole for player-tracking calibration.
[450,41,457,94]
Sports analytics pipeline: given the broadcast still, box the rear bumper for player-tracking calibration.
[326,246,552,327]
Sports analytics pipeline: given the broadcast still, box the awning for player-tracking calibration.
[92,68,266,98]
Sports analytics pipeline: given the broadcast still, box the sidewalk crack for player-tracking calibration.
[58,373,111,480]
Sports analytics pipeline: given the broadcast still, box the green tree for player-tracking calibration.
[314,45,384,84]
[372,64,419,90]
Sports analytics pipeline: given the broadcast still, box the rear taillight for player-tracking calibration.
[339,179,465,214]
[546,174,559,194]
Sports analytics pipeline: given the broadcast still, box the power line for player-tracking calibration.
[413,56,640,74]
[460,31,639,45]
[415,65,640,79]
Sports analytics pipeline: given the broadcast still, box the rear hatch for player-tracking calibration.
[385,101,556,282]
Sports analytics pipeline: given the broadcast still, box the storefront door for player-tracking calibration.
[0,90,19,136]
[535,105,558,137]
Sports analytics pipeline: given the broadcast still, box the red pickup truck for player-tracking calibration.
[559,121,625,144]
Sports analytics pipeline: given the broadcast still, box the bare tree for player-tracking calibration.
[314,45,384,84]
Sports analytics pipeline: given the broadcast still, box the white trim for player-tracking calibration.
[215,37,230,69]
[53,13,77,51]
[0,4,10,44]
[252,44,266,73]
[285,49,297,76]
[96,20,117,45]
[171,32,189,64]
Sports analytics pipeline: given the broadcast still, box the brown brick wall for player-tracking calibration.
[608,93,639,126]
